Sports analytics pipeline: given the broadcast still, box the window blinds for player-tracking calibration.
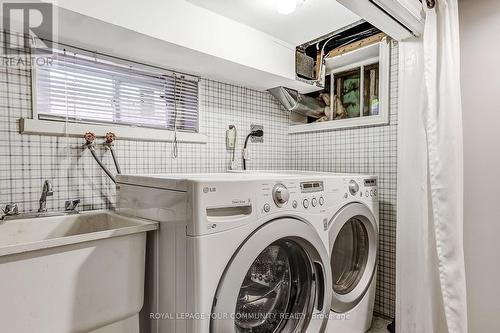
[35,51,199,133]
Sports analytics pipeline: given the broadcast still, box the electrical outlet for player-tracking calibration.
[250,125,263,143]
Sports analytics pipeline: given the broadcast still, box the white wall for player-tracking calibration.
[52,0,294,79]
[459,0,500,331]
[36,0,321,93]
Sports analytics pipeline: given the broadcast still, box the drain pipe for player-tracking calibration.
[104,132,121,174]
[84,132,116,184]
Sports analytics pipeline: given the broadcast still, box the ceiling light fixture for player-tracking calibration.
[275,0,297,15]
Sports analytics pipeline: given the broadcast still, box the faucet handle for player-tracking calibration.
[4,203,19,215]
[65,199,80,212]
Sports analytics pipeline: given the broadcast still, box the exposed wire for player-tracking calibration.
[314,28,380,82]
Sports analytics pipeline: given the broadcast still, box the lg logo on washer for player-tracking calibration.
[203,186,216,193]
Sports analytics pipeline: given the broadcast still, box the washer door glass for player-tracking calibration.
[331,217,369,295]
[235,239,313,333]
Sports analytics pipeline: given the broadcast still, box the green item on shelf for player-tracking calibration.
[342,76,360,118]
[371,97,379,115]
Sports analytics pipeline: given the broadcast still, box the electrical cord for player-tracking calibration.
[242,129,263,170]
[243,133,251,170]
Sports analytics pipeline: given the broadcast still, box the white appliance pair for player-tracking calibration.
[116,171,378,333]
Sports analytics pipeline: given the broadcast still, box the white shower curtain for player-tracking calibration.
[397,0,468,332]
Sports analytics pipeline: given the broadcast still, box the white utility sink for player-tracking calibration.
[0,210,157,333]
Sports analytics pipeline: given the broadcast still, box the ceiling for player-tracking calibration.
[185,0,360,46]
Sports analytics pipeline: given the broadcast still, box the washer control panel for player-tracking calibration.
[348,180,360,195]
[258,180,327,216]
[272,183,290,206]
[300,181,324,193]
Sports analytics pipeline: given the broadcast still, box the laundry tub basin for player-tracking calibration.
[0,210,157,333]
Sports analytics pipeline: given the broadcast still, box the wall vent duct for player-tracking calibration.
[268,86,325,119]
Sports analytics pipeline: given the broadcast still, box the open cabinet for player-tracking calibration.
[290,36,391,133]
[270,0,422,133]
[270,21,392,133]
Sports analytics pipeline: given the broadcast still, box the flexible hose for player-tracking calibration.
[89,146,116,183]
[109,146,122,174]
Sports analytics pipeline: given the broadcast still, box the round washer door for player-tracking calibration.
[329,203,378,313]
[211,218,332,333]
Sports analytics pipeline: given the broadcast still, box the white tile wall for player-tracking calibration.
[0,35,398,319]
[0,65,291,213]
[289,41,399,318]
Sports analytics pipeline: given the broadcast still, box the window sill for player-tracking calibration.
[288,113,389,134]
[19,118,208,144]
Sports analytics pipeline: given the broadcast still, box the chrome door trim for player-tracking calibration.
[328,202,378,313]
[211,217,332,333]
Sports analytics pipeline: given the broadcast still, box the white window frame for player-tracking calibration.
[289,39,391,134]
[22,47,207,144]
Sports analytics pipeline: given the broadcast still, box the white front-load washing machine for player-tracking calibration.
[116,173,334,333]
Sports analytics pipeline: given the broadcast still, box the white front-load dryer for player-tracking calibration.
[326,177,379,333]
[116,173,333,333]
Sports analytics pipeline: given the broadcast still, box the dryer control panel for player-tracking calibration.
[344,177,378,200]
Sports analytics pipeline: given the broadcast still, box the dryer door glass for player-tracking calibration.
[331,217,369,294]
[234,239,313,333]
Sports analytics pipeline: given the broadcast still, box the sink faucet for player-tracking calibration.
[38,180,53,213]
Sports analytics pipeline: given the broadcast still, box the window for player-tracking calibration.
[34,49,199,133]
[331,61,380,120]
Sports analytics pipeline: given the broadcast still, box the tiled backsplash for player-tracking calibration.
[289,42,399,318]
[0,70,291,212]
[0,37,398,319]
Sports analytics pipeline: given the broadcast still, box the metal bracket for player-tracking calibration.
[65,199,81,212]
